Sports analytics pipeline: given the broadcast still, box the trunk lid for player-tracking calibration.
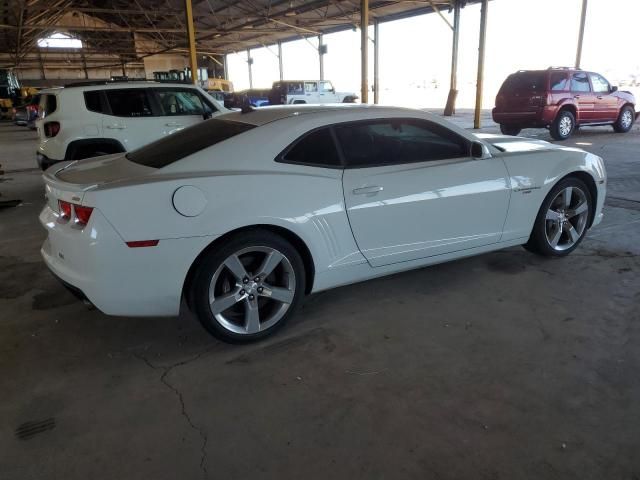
[496,71,547,112]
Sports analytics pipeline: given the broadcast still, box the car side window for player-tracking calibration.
[305,82,318,93]
[288,82,304,94]
[280,128,342,168]
[84,91,107,113]
[571,73,591,93]
[320,81,333,92]
[550,72,569,91]
[105,89,153,117]
[156,89,204,116]
[590,73,610,93]
[334,119,469,168]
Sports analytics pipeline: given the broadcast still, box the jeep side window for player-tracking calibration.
[304,82,318,93]
[106,89,153,117]
[320,81,334,92]
[550,73,569,92]
[571,73,591,93]
[590,74,610,93]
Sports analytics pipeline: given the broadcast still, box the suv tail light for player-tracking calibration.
[74,205,94,226]
[58,200,71,220]
[44,121,60,137]
[27,104,38,114]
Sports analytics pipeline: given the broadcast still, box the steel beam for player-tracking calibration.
[223,54,228,80]
[444,0,460,116]
[278,41,283,80]
[185,0,199,85]
[575,0,588,68]
[318,34,324,81]
[474,0,488,129]
[360,0,369,104]
[247,49,253,88]
[373,18,379,104]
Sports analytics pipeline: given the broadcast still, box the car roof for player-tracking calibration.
[220,104,435,127]
[37,81,201,94]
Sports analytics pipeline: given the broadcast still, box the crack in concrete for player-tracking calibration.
[134,350,213,477]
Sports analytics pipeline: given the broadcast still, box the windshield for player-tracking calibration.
[501,72,546,93]
[127,119,255,168]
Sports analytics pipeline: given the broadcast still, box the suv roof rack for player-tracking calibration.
[63,79,156,88]
[547,66,581,70]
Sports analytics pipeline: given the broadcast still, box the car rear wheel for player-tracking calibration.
[524,177,592,257]
[613,105,634,133]
[191,230,305,343]
[499,124,521,136]
[550,110,575,140]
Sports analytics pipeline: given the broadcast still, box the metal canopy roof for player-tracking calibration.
[1,0,481,68]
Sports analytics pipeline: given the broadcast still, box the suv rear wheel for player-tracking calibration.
[550,109,575,141]
[500,124,521,136]
[613,105,634,133]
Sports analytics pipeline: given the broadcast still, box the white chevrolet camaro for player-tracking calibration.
[40,105,606,342]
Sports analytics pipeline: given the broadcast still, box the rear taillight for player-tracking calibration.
[27,104,38,113]
[58,201,93,226]
[74,205,94,226]
[58,200,71,220]
[44,121,60,137]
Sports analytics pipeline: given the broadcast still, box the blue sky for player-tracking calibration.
[227,0,640,108]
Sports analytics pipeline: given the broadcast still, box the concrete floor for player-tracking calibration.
[1,116,639,480]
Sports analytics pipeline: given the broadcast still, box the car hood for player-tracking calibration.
[475,133,561,153]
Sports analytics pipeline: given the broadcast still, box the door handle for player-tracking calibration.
[165,122,183,127]
[573,95,581,99]
[106,124,126,129]
[353,186,383,195]
[597,95,603,99]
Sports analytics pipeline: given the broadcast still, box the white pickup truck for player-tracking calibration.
[268,80,358,105]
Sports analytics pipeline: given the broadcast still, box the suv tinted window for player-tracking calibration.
[550,72,569,91]
[106,89,153,117]
[571,73,591,92]
[84,91,105,113]
[38,94,57,118]
[590,73,610,93]
[156,89,204,116]
[127,119,254,168]
[281,128,341,167]
[334,119,468,168]
[501,72,546,92]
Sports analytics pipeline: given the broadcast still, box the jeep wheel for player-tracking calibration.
[500,124,521,136]
[613,105,635,133]
[550,110,575,141]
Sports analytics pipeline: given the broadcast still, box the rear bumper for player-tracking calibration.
[492,106,557,127]
[40,204,218,317]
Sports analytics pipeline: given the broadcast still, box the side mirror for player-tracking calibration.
[611,85,618,92]
[471,141,485,158]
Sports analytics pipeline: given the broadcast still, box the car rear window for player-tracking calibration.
[501,72,546,93]
[126,119,255,168]
[38,94,57,118]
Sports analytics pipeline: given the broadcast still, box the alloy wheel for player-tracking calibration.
[559,115,573,138]
[208,246,296,335]
[544,186,589,251]
[621,110,633,129]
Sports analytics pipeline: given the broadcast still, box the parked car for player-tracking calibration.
[493,67,637,140]
[35,80,226,170]
[268,80,358,105]
[13,94,40,129]
[40,105,606,342]
[232,89,271,108]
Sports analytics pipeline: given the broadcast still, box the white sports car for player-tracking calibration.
[40,105,606,342]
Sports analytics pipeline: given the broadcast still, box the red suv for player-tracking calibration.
[492,68,636,140]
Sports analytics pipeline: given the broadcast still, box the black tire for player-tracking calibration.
[613,105,635,133]
[342,96,356,103]
[524,177,592,257]
[191,230,306,343]
[550,109,575,140]
[500,124,521,136]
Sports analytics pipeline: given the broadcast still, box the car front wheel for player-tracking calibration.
[550,110,575,140]
[191,230,305,342]
[524,177,592,257]
[613,105,634,133]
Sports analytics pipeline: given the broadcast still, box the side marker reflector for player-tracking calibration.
[126,240,160,248]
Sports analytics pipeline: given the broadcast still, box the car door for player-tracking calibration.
[319,81,337,103]
[589,73,618,121]
[152,87,210,136]
[304,82,319,103]
[102,88,159,151]
[339,119,511,267]
[570,72,595,122]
